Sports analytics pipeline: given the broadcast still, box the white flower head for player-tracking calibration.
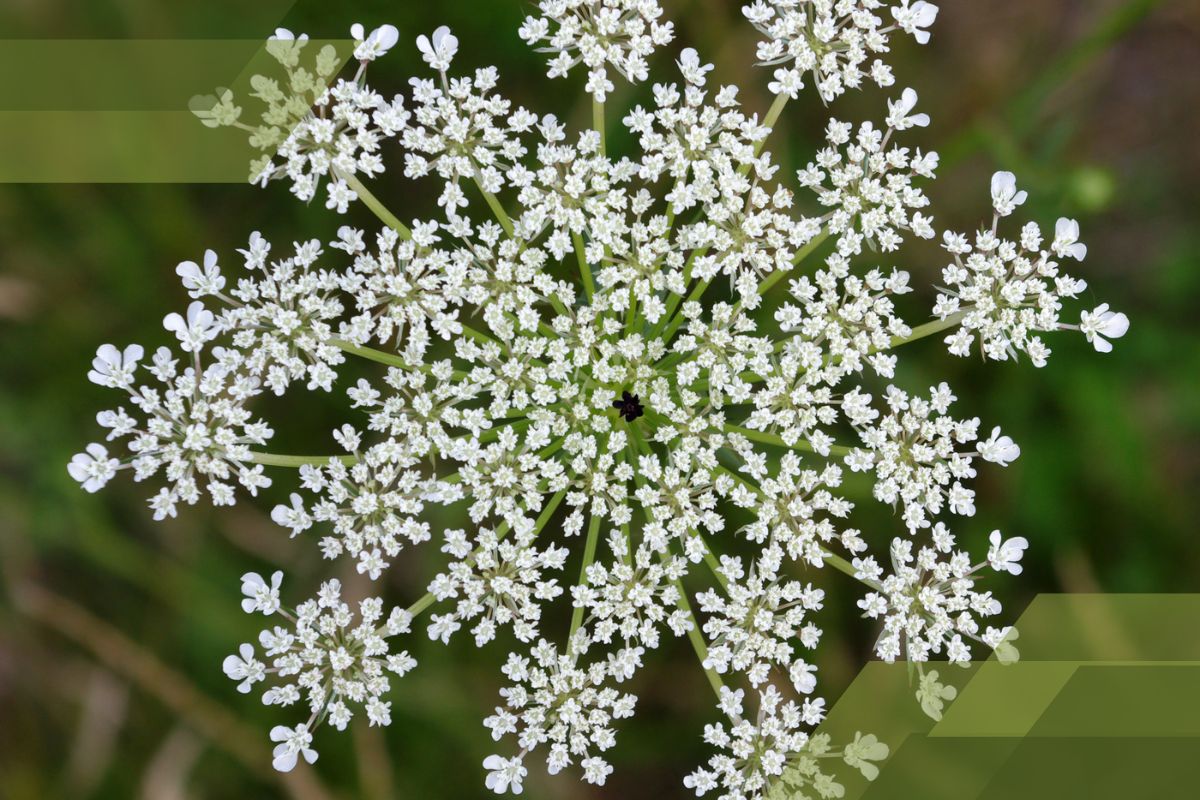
[520,0,675,101]
[162,300,219,353]
[988,530,1029,575]
[270,724,318,772]
[892,1,940,45]
[1080,303,1130,353]
[68,443,120,492]
[887,88,930,130]
[351,23,400,62]
[69,2,1133,795]
[1052,217,1088,261]
[978,427,1020,467]
[677,47,714,86]
[745,0,932,100]
[483,754,526,794]
[87,343,144,388]
[416,26,458,71]
[990,170,1027,216]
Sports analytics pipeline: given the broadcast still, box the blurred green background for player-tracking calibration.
[1,0,1198,798]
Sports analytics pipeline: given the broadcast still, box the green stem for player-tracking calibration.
[405,589,437,618]
[338,171,411,239]
[460,324,500,348]
[650,234,714,337]
[821,550,862,583]
[722,424,852,458]
[247,452,356,468]
[331,338,408,368]
[787,229,831,269]
[740,231,833,309]
[593,99,606,156]
[332,338,474,380]
[657,271,711,343]
[473,176,515,236]
[695,530,729,592]
[885,312,966,351]
[757,93,789,154]
[574,232,596,301]
[737,94,790,178]
[671,568,727,700]
[568,510,603,643]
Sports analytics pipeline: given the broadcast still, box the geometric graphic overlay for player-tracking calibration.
[805,595,1200,799]
[0,0,351,182]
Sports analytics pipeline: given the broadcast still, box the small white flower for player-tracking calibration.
[767,67,803,99]
[162,301,219,353]
[887,88,930,130]
[843,731,890,780]
[677,48,713,85]
[584,68,616,103]
[240,570,284,615]
[325,178,357,214]
[581,756,613,786]
[67,443,119,492]
[176,249,225,298]
[270,492,311,536]
[416,26,458,71]
[351,23,400,61]
[789,659,818,694]
[271,28,308,44]
[1080,303,1130,353]
[892,1,940,45]
[270,724,318,772]
[978,427,1021,467]
[990,171,1027,216]
[87,344,144,388]
[483,754,526,794]
[988,530,1029,575]
[1052,217,1088,261]
[223,642,266,693]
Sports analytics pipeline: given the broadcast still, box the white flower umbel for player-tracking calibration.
[934,173,1128,366]
[223,576,418,767]
[520,0,676,102]
[743,0,939,102]
[74,4,1130,797]
[71,330,274,518]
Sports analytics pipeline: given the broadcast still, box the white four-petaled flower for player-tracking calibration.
[162,300,219,352]
[1080,303,1130,353]
[988,530,1029,575]
[990,170,1027,216]
[979,427,1021,467]
[416,26,458,71]
[67,443,120,492]
[351,23,400,62]
[483,754,527,795]
[240,570,283,614]
[87,343,144,388]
